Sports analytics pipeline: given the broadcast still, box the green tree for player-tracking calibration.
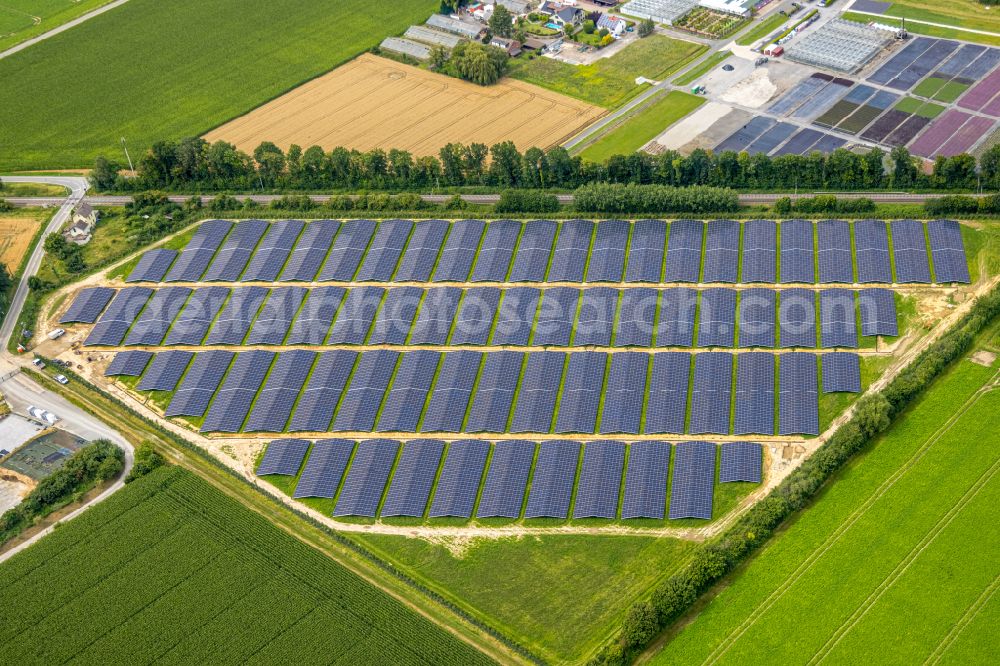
[489,4,515,38]
[583,19,596,34]
[638,17,655,37]
[253,141,286,185]
[90,156,120,190]
[451,42,509,85]
[429,43,450,69]
[889,145,917,188]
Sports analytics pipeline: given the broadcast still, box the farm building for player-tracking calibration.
[491,36,523,56]
[621,0,752,24]
[380,37,432,61]
[405,25,463,49]
[488,0,533,15]
[426,14,487,39]
[785,18,893,73]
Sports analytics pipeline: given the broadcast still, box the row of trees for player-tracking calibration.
[427,41,510,85]
[93,138,1000,193]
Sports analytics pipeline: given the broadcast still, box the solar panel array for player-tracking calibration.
[625,219,666,282]
[256,438,310,476]
[779,352,820,435]
[702,219,739,283]
[333,439,400,517]
[669,441,716,520]
[822,351,862,393]
[85,287,153,346]
[858,288,898,337]
[620,441,670,519]
[719,442,762,483]
[572,440,624,519]
[428,440,490,517]
[202,219,268,281]
[381,439,445,517]
[201,350,275,432]
[855,219,892,283]
[61,287,116,324]
[734,352,775,435]
[819,289,858,348]
[293,439,355,499]
[524,440,581,518]
[891,220,932,283]
[741,219,776,283]
[817,219,853,283]
[164,219,232,282]
[926,219,970,283]
[127,249,178,283]
[689,352,732,435]
[242,219,304,282]
[476,440,535,518]
[136,350,193,392]
[586,219,629,282]
[780,219,816,283]
[164,350,234,417]
[664,219,703,282]
[104,350,153,377]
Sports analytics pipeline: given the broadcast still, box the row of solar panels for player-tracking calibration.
[67,285,898,350]
[107,348,859,436]
[256,438,762,520]
[126,218,969,286]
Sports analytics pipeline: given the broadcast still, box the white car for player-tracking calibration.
[47,328,66,340]
[54,374,69,385]
[31,358,45,369]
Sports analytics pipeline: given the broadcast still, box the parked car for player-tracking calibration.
[54,374,69,385]
[47,328,66,340]
[31,358,45,369]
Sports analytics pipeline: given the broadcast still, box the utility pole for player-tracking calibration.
[120,137,135,173]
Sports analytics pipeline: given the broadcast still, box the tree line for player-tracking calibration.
[92,138,1000,193]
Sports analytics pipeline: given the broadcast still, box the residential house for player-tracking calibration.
[64,202,98,245]
[597,13,627,37]
[554,6,584,27]
[72,202,98,228]
[490,36,523,56]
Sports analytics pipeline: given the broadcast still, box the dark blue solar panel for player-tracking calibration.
[164,350,235,417]
[381,439,445,517]
[433,219,485,281]
[332,350,399,432]
[394,219,448,281]
[471,219,520,282]
[822,351,861,393]
[524,440,580,519]
[719,441,761,483]
[656,288,698,347]
[105,350,153,377]
[136,350,194,391]
[203,286,269,345]
[288,350,358,432]
[891,220,931,283]
[703,220,740,283]
[854,219,892,283]
[317,219,378,281]
[164,219,232,282]
[779,352,819,435]
[122,287,191,346]
[202,219,269,281]
[697,288,737,348]
[242,219,305,282]
[451,287,501,345]
[279,219,339,281]
[376,350,440,432]
[466,351,524,433]
[625,219,666,283]
[293,439,355,499]
[615,288,657,347]
[547,219,594,282]
[409,287,461,345]
[554,352,607,434]
[428,440,490,518]
[286,286,345,345]
[246,286,308,345]
[621,441,670,519]
[668,441,715,520]
[126,249,177,283]
[476,440,535,518]
[367,286,423,345]
[741,220,777,283]
[734,352,775,435]
[533,288,578,346]
[858,288,897,337]
[163,286,230,346]
[573,287,617,347]
[586,219,629,282]
[509,219,557,282]
[510,351,565,433]
[817,219,853,283]
[600,352,647,434]
[60,287,116,324]
[333,439,400,517]
[926,219,969,283]
[256,438,310,476]
[738,288,776,348]
[326,286,384,344]
[491,287,540,346]
[645,352,690,434]
[780,219,815,283]
[689,352,733,435]
[421,351,482,432]
[572,440,624,519]
[664,219,703,283]
[778,288,817,348]
[354,219,413,282]
[244,350,316,432]
[201,350,275,432]
[820,288,857,348]
[85,287,154,346]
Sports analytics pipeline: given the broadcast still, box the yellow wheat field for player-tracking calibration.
[204,53,605,156]
[0,217,38,272]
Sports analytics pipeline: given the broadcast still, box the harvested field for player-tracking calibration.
[205,54,605,156]
[0,216,40,273]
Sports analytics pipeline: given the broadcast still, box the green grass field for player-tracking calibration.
[579,91,704,162]
[0,0,437,170]
[0,0,117,52]
[884,0,1000,34]
[0,465,493,664]
[508,36,706,109]
[842,11,1000,47]
[650,351,1000,665]
[735,11,789,46]
[355,532,696,664]
[913,76,971,104]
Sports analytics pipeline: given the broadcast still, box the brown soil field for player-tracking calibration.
[204,53,605,156]
[0,216,39,272]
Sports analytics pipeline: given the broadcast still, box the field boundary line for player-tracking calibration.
[924,572,1000,665]
[701,368,1000,665]
[808,447,1000,664]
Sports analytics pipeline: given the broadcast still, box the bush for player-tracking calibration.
[125,441,166,483]
[494,190,560,213]
[574,183,739,214]
[209,194,239,211]
[269,194,314,210]
[925,194,982,216]
[328,194,354,210]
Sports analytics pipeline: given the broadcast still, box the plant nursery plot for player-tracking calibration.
[206,54,604,157]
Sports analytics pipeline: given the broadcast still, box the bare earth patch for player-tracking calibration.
[204,53,605,156]
[970,350,996,367]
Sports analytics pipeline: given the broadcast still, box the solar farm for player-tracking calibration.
[50,216,972,527]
